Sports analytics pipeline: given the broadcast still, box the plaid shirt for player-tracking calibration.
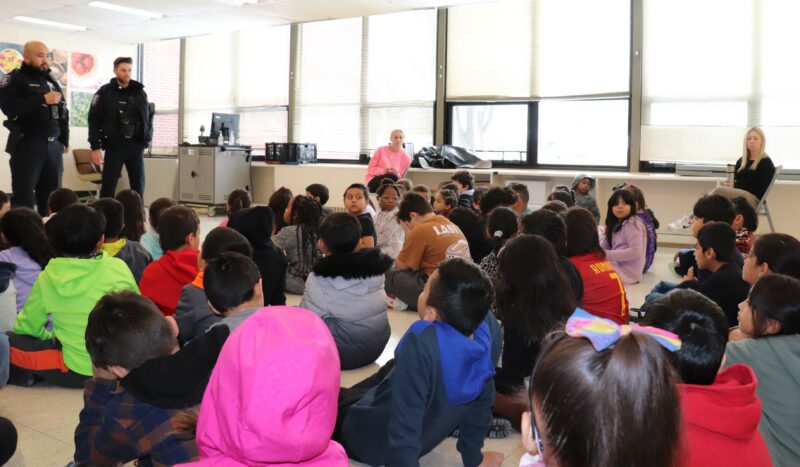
[74,377,198,467]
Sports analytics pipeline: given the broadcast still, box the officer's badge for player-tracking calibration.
[0,74,11,88]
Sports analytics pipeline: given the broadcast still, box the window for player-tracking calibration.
[142,39,180,154]
[446,0,631,167]
[293,10,436,160]
[450,104,528,163]
[183,27,290,152]
[641,0,800,169]
[537,99,629,167]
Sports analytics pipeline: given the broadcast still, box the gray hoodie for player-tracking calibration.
[300,249,393,370]
[726,335,800,466]
[571,173,600,222]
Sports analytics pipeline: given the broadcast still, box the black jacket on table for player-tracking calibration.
[88,78,153,150]
[677,262,750,328]
[734,156,776,201]
[0,63,69,148]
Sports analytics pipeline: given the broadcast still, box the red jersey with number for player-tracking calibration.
[569,252,629,324]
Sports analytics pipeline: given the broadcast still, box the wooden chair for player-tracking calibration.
[72,149,102,202]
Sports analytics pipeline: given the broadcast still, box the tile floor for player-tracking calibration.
[0,215,681,466]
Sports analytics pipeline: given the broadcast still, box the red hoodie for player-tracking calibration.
[139,249,199,316]
[678,364,772,467]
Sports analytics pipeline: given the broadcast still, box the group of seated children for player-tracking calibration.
[2,164,799,467]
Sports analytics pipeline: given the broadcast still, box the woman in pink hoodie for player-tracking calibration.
[365,129,412,192]
[178,306,348,466]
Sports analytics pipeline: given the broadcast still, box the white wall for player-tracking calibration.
[0,24,137,191]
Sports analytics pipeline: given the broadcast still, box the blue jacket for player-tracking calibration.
[342,318,500,467]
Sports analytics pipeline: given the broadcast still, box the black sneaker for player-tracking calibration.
[8,367,37,387]
[487,417,512,439]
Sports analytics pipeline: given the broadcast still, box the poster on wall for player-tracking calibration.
[48,49,69,87]
[70,91,92,127]
[0,43,23,76]
[69,51,102,89]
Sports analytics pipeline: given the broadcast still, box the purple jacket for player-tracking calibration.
[601,216,647,284]
[0,246,42,311]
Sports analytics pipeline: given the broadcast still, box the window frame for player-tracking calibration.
[445,99,632,171]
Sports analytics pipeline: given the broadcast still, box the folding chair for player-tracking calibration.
[72,149,103,202]
[756,165,781,233]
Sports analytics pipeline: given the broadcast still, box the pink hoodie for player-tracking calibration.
[178,306,348,467]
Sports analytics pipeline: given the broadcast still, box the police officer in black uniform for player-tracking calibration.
[88,56,152,199]
[0,41,69,216]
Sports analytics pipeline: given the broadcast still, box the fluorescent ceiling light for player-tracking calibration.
[13,16,87,31]
[89,1,163,19]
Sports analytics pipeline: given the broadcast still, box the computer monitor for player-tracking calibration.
[210,113,240,144]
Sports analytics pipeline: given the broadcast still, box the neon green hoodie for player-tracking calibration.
[14,252,139,376]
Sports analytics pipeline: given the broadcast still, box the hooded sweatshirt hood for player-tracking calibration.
[571,173,596,191]
[42,253,128,299]
[229,206,275,250]
[312,248,393,280]
[121,324,229,409]
[139,249,199,316]
[398,319,495,405]
[678,364,772,466]
[186,306,348,467]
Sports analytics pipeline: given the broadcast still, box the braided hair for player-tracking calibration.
[288,195,322,277]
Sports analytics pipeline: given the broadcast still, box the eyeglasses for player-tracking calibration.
[531,406,545,455]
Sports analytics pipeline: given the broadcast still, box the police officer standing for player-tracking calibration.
[0,41,69,216]
[88,56,152,198]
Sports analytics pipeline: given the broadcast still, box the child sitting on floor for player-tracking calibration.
[116,190,147,242]
[228,206,287,306]
[9,204,138,387]
[519,310,681,467]
[0,208,54,312]
[273,195,322,295]
[451,170,475,209]
[373,182,404,259]
[174,227,253,344]
[673,222,750,327]
[205,252,263,332]
[731,196,758,255]
[300,213,393,370]
[75,291,229,465]
[335,258,503,466]
[306,183,332,217]
[643,289,771,467]
[478,206,518,285]
[218,188,250,228]
[90,198,152,283]
[139,206,200,316]
[742,233,800,285]
[43,187,78,223]
[344,183,377,248]
[177,306,348,466]
[565,207,629,324]
[570,174,600,221]
[140,197,175,261]
[433,188,458,218]
[521,209,584,302]
[622,183,659,273]
[601,188,648,284]
[726,274,800,466]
